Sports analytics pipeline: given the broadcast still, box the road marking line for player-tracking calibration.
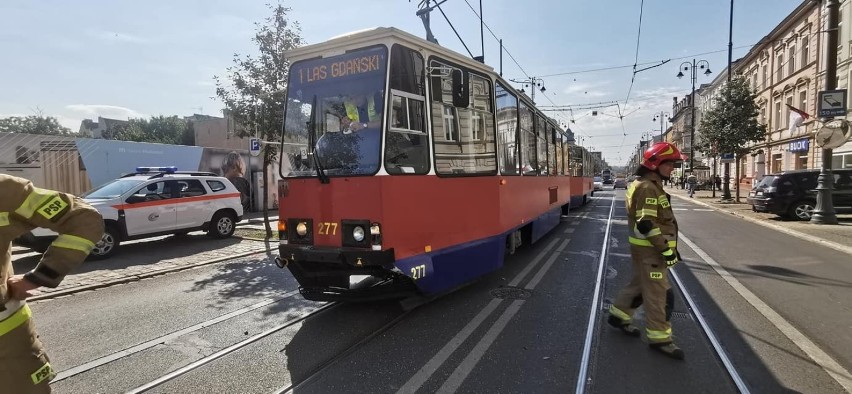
[679,233,852,392]
[396,237,561,394]
[564,227,576,234]
[571,221,580,226]
[439,241,567,392]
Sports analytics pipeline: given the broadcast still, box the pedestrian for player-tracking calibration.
[687,173,698,198]
[1,174,104,392]
[607,142,686,360]
[715,175,722,191]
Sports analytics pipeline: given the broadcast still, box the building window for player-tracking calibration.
[772,154,783,173]
[785,96,793,128]
[753,72,758,90]
[775,101,782,130]
[799,90,807,114]
[796,153,808,170]
[788,46,796,75]
[762,65,768,87]
[777,53,784,80]
[801,37,809,66]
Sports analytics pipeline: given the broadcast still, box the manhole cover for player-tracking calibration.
[490,286,532,300]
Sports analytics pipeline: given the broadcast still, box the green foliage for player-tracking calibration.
[105,115,195,145]
[0,115,76,136]
[697,75,767,157]
[214,3,304,164]
[214,3,304,235]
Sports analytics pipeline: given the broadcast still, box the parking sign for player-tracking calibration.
[249,138,261,157]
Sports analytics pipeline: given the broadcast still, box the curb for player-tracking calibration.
[670,193,852,257]
[29,249,271,302]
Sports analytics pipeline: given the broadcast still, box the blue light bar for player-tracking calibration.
[136,166,177,173]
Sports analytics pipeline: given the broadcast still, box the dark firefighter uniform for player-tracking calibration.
[609,171,681,353]
[1,174,104,393]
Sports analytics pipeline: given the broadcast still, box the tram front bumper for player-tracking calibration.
[277,245,415,301]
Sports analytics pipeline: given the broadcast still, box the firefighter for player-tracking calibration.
[1,174,104,392]
[607,142,686,360]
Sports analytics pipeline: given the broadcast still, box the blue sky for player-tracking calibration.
[0,0,802,165]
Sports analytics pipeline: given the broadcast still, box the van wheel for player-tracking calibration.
[789,200,815,221]
[90,226,120,260]
[208,211,236,238]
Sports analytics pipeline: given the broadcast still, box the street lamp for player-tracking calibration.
[510,76,547,103]
[677,59,711,175]
[652,112,671,140]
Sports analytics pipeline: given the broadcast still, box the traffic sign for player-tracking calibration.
[720,153,735,163]
[249,137,261,157]
[818,89,847,117]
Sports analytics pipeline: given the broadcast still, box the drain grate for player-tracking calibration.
[490,286,532,300]
[671,311,693,320]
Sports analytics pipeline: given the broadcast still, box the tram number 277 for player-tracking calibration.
[410,264,427,280]
[318,222,338,235]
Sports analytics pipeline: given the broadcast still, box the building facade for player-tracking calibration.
[828,0,852,168]
[732,1,822,181]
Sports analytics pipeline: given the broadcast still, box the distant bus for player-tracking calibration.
[601,168,612,184]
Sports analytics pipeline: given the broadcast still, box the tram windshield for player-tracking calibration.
[281,45,388,178]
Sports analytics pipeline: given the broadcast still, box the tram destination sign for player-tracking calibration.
[292,48,387,86]
[818,89,847,117]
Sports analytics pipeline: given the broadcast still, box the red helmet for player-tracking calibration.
[642,142,686,171]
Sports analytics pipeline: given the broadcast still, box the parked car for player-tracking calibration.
[593,176,604,191]
[747,168,852,220]
[14,166,244,259]
[613,178,628,189]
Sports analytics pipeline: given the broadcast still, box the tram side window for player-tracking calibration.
[561,135,570,175]
[536,115,548,175]
[518,102,537,175]
[386,44,429,175]
[496,82,519,175]
[430,59,497,176]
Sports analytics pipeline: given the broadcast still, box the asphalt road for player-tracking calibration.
[19,187,852,393]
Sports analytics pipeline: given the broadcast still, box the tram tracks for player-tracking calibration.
[575,192,749,394]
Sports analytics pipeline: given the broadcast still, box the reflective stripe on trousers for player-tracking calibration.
[0,301,31,337]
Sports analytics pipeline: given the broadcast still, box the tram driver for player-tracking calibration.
[340,91,382,133]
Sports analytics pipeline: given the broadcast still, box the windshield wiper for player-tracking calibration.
[308,95,330,184]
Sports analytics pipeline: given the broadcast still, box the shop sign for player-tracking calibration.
[788,138,810,153]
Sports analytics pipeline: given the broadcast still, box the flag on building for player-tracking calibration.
[787,104,810,136]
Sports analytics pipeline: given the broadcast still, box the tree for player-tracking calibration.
[0,115,76,136]
[697,74,766,201]
[215,3,304,238]
[106,115,195,145]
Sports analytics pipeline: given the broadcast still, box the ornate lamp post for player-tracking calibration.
[652,112,671,140]
[677,60,712,175]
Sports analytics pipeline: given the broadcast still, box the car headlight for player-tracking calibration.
[296,222,308,237]
[353,226,365,242]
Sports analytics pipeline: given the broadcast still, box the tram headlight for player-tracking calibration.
[296,222,308,237]
[370,223,381,235]
[353,226,366,242]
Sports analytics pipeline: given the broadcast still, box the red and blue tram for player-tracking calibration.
[275,27,593,301]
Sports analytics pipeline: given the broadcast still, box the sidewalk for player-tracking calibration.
[238,210,278,226]
[664,185,852,256]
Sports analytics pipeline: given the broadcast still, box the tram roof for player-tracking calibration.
[285,27,496,75]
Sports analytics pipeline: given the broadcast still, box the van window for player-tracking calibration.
[207,180,227,192]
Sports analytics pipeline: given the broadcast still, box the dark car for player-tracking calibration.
[613,178,628,189]
[747,168,852,220]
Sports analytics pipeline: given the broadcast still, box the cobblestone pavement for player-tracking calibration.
[662,184,852,255]
[13,233,275,300]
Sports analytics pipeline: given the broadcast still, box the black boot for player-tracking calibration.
[607,315,640,337]
[649,341,685,360]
